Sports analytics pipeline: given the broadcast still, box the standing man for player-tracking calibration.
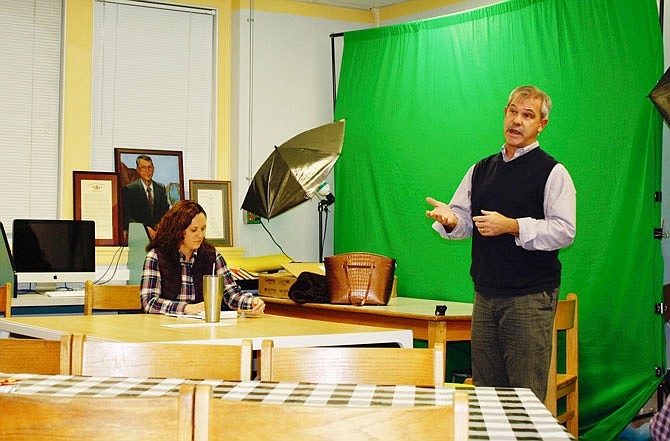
[425,85,576,400]
[122,155,169,239]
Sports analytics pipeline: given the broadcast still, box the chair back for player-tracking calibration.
[260,340,445,386]
[193,384,469,441]
[545,292,578,438]
[69,334,253,381]
[0,334,72,375]
[127,222,150,285]
[0,282,11,317]
[84,280,142,315]
[0,383,195,441]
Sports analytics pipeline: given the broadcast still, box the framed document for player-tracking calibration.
[189,180,233,246]
[73,171,120,246]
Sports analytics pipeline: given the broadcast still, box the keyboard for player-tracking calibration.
[43,290,85,297]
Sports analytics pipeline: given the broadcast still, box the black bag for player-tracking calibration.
[287,272,329,304]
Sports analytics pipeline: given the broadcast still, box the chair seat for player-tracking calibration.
[556,373,577,399]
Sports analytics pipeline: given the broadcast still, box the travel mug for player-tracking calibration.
[203,275,224,323]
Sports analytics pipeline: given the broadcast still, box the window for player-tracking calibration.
[90,0,217,194]
[0,0,63,236]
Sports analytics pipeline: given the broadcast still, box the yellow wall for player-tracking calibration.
[62,0,93,219]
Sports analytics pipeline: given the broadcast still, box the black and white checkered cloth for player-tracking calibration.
[1,373,574,440]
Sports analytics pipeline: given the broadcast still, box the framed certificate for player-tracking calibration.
[189,180,233,247]
[73,171,120,246]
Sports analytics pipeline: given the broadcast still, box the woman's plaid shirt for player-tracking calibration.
[140,248,254,314]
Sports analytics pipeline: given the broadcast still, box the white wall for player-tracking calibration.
[230,7,367,261]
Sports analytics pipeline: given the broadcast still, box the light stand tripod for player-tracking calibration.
[317,193,335,262]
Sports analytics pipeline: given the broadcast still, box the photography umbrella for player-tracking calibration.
[649,66,670,124]
[242,119,345,219]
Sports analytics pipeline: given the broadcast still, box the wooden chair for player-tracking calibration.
[0,334,72,375]
[0,383,195,441]
[0,281,11,318]
[545,293,579,438]
[84,280,142,315]
[69,334,253,381]
[260,340,445,386]
[193,383,469,441]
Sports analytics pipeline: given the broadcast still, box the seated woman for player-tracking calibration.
[140,200,265,315]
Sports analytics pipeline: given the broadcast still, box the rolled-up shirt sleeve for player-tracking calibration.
[516,163,576,251]
[432,165,475,240]
[216,253,255,310]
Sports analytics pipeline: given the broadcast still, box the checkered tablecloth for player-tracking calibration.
[0,373,574,440]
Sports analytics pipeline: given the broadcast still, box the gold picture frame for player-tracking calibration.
[189,180,233,246]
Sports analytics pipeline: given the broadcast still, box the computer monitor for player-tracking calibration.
[12,219,96,292]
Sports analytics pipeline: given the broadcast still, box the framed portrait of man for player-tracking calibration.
[114,148,184,243]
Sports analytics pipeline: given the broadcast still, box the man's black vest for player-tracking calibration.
[156,243,217,302]
[470,148,561,296]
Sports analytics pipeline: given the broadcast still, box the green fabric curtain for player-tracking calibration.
[333,0,664,439]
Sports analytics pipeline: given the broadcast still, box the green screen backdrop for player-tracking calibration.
[333,0,664,439]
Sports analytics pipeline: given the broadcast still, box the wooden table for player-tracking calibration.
[0,313,413,349]
[261,296,473,349]
[0,373,575,440]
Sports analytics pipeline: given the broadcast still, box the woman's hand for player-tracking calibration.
[184,302,204,315]
[249,297,265,315]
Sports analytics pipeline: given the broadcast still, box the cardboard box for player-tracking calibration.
[258,273,297,299]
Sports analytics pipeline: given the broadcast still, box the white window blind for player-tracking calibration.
[0,0,62,236]
[90,0,217,196]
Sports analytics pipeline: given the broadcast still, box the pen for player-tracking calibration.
[165,313,201,319]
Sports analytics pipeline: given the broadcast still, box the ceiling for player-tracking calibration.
[290,0,412,10]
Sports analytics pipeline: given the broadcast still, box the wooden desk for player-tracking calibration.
[0,313,413,349]
[10,293,84,316]
[261,296,473,349]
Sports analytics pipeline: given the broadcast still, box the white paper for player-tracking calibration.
[196,188,225,239]
[80,179,114,240]
[161,322,234,328]
[165,311,237,320]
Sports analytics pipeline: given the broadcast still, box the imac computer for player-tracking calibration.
[12,219,96,294]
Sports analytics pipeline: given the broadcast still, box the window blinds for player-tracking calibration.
[0,0,62,236]
[90,0,216,196]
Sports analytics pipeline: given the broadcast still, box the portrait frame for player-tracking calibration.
[73,171,120,246]
[189,180,233,247]
[114,148,185,243]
